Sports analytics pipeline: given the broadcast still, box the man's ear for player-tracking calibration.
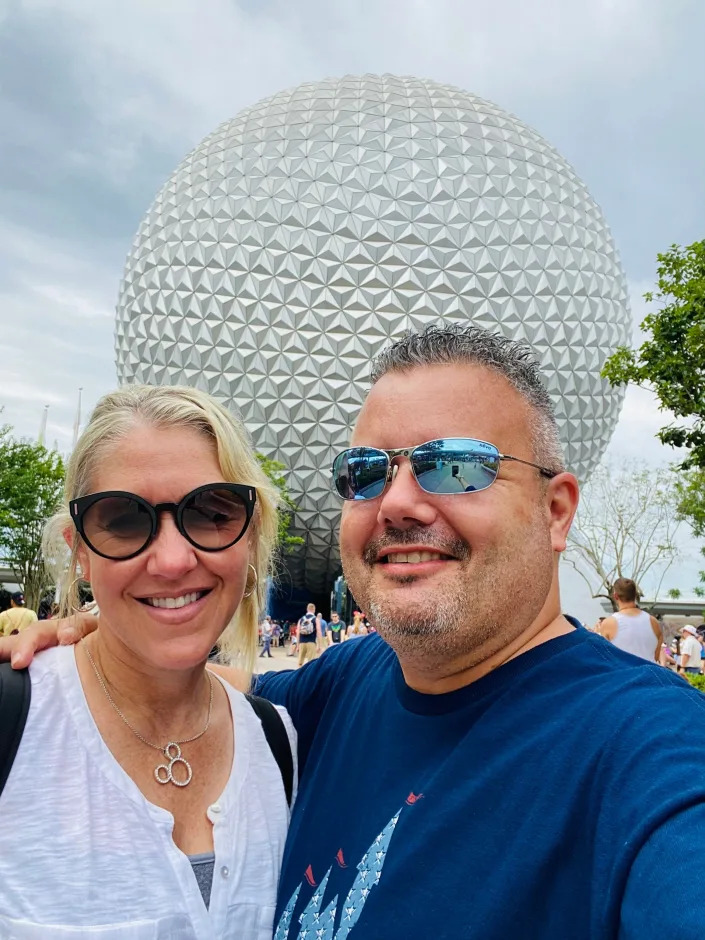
[546,472,580,554]
[63,525,92,582]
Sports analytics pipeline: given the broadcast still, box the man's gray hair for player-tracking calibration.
[370,323,565,472]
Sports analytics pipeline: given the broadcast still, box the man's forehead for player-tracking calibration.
[350,362,532,447]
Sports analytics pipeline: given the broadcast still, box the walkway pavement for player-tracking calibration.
[254,643,300,674]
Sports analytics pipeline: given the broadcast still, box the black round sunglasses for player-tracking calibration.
[70,483,257,560]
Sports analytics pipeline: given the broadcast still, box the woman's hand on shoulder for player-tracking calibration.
[0,612,98,668]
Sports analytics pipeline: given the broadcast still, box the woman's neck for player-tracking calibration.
[78,626,212,743]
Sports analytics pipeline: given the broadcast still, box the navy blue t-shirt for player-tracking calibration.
[256,627,705,939]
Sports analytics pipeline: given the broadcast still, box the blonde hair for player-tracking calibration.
[42,385,280,673]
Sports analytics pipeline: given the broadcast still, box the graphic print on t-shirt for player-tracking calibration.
[274,807,402,939]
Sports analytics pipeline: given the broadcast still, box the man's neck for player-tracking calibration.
[397,608,576,695]
[77,625,211,741]
[617,602,639,612]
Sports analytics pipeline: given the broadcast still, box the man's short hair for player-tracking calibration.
[613,578,638,603]
[370,323,565,472]
[10,591,25,606]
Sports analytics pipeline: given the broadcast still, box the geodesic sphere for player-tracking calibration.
[115,74,630,592]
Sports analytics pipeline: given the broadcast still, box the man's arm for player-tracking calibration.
[0,612,96,667]
[650,616,663,663]
[621,804,705,938]
[599,615,617,642]
[679,648,690,671]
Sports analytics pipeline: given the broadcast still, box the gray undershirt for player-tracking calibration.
[189,852,215,909]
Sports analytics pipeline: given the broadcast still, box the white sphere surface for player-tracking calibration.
[116,74,630,590]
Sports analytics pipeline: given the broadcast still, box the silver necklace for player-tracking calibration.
[82,639,214,788]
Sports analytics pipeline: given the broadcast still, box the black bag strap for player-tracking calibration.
[0,663,31,798]
[246,693,294,808]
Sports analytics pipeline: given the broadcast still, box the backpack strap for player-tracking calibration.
[0,663,31,798]
[245,693,294,808]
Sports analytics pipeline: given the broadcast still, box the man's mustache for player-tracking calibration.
[362,527,470,565]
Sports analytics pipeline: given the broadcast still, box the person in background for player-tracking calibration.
[659,643,676,669]
[678,625,702,675]
[259,617,274,658]
[286,620,298,657]
[317,611,329,652]
[0,591,38,637]
[599,579,662,662]
[328,611,346,645]
[296,603,320,666]
[346,610,368,640]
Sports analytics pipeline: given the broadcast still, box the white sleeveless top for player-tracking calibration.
[611,610,657,662]
[0,645,296,940]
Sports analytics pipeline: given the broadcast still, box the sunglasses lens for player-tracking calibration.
[81,496,153,559]
[181,486,250,549]
[411,439,500,494]
[333,449,390,500]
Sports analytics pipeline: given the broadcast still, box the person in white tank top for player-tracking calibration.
[600,577,662,662]
[0,385,297,940]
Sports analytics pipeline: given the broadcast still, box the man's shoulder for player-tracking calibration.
[572,632,705,716]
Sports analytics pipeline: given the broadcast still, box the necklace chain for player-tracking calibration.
[82,639,214,787]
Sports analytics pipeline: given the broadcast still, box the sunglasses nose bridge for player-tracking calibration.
[385,453,417,489]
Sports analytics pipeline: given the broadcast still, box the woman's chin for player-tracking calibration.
[138,634,218,672]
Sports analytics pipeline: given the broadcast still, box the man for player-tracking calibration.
[259,616,274,658]
[253,325,705,939]
[678,624,702,675]
[317,611,329,652]
[328,611,346,645]
[6,324,705,938]
[296,602,320,666]
[0,592,38,637]
[599,578,662,662]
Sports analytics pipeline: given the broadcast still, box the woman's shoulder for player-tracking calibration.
[27,643,72,686]
[206,662,251,692]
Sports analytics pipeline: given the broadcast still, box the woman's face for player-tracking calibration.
[74,423,251,672]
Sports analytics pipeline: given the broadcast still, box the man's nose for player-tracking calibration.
[376,458,438,530]
[145,512,199,578]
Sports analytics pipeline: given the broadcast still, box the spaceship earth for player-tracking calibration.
[115,74,631,593]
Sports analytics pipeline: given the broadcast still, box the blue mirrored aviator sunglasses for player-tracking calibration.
[332,438,558,501]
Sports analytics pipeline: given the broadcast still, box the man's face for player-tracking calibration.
[339,363,568,668]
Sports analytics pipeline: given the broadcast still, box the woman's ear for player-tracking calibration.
[63,525,92,582]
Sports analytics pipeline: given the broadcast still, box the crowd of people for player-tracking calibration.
[257,607,372,663]
[591,577,705,676]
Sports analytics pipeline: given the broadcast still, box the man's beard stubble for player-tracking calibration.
[342,517,554,673]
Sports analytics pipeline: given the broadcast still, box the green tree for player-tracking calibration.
[675,469,705,536]
[256,453,304,554]
[0,427,65,610]
[602,239,705,471]
[565,462,681,610]
[667,588,682,600]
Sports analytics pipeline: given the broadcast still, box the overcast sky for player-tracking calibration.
[0,0,703,605]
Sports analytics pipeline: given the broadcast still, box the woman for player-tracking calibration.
[0,385,296,939]
[346,610,368,640]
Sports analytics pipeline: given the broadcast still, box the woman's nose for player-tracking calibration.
[145,512,199,577]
